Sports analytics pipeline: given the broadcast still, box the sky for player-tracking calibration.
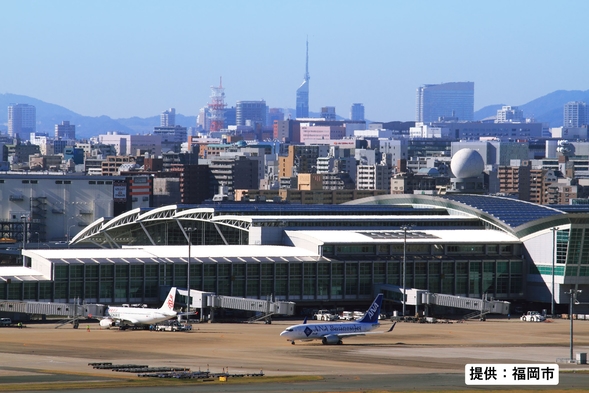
[2,0,588,122]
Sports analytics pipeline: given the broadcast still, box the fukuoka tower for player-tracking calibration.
[295,39,310,118]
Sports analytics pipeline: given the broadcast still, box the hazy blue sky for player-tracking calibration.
[2,0,588,122]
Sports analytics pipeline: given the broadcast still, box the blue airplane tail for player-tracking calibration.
[358,293,384,324]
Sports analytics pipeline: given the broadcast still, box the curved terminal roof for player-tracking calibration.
[72,194,579,247]
[442,194,564,228]
[346,194,571,235]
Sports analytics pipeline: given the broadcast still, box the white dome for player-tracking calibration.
[451,148,484,178]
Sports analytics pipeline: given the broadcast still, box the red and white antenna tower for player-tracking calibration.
[208,77,226,132]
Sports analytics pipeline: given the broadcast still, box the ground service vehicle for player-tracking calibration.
[0,318,11,326]
[313,310,337,321]
[520,311,546,322]
[339,311,354,320]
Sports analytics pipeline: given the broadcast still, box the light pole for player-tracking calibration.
[21,215,27,267]
[567,289,582,361]
[401,226,409,317]
[185,227,194,324]
[550,227,558,317]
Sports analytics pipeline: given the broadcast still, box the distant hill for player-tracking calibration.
[115,114,197,135]
[2,89,588,138]
[0,93,136,139]
[474,90,589,126]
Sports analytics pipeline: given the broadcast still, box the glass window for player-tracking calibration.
[289,279,301,296]
[23,283,37,300]
[54,283,67,300]
[100,282,113,299]
[233,264,245,278]
[247,264,259,278]
[556,230,569,264]
[86,265,98,278]
[55,266,68,280]
[100,265,114,279]
[39,282,52,300]
[70,265,83,279]
[115,265,128,278]
[275,264,287,277]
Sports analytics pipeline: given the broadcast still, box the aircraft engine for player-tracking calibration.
[99,318,114,329]
[321,335,342,345]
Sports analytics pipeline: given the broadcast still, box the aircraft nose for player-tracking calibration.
[280,330,288,336]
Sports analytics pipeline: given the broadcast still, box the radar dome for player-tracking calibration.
[451,148,484,178]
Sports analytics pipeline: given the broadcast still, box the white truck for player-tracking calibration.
[520,311,546,322]
[339,311,354,321]
[313,310,337,321]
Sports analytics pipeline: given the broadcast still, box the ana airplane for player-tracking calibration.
[280,293,395,345]
[99,287,188,329]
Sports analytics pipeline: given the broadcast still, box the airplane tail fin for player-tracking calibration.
[358,293,384,324]
[160,287,177,312]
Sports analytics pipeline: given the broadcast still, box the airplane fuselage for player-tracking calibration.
[281,321,379,341]
[106,306,176,326]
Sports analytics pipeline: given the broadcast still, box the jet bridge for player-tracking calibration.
[0,300,107,328]
[0,300,106,318]
[179,289,296,322]
[207,295,295,320]
[376,284,510,317]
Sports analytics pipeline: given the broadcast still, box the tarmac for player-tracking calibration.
[0,317,588,392]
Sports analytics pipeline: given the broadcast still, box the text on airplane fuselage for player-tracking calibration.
[304,324,368,333]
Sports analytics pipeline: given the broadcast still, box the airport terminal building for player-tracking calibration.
[2,193,589,314]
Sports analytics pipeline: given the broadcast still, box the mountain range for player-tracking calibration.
[1,90,588,140]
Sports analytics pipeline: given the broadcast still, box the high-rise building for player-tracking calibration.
[295,40,310,118]
[416,82,474,122]
[153,125,187,153]
[236,101,267,127]
[160,108,176,127]
[54,121,76,140]
[321,106,336,121]
[496,106,524,123]
[350,103,365,121]
[8,104,36,138]
[564,101,587,127]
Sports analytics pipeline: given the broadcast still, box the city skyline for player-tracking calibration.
[2,0,588,122]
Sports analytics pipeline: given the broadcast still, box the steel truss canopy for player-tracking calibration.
[71,205,247,246]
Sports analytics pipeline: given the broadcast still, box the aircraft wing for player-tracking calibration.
[176,311,198,317]
[117,317,141,325]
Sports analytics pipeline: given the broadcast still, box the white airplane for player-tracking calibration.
[280,294,396,345]
[99,287,188,329]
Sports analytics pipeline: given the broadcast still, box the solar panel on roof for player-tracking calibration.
[443,194,564,228]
